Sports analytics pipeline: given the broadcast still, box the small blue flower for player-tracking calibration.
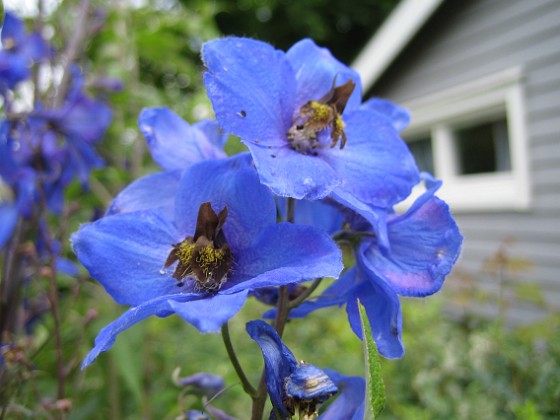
[31,71,112,188]
[246,320,338,419]
[73,154,342,367]
[106,107,226,217]
[203,37,419,205]
[174,372,225,399]
[0,11,49,89]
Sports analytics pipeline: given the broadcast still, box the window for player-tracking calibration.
[401,68,530,211]
[455,118,510,175]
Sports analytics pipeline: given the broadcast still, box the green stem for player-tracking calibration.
[221,323,256,397]
[288,277,323,309]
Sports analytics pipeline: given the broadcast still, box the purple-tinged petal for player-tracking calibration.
[202,37,296,146]
[0,202,18,249]
[0,52,29,88]
[82,294,195,368]
[319,369,365,420]
[169,291,248,333]
[246,320,297,418]
[174,153,277,251]
[175,372,224,397]
[345,262,404,359]
[55,258,80,277]
[286,363,337,402]
[226,223,342,294]
[327,109,420,209]
[2,12,26,46]
[364,196,462,297]
[361,98,410,132]
[46,94,112,143]
[71,211,186,306]
[138,107,226,171]
[106,171,180,218]
[19,32,50,62]
[204,405,239,420]
[286,38,362,112]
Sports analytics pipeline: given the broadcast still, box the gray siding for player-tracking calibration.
[370,0,560,314]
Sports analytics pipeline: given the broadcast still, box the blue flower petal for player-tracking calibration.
[2,12,26,45]
[202,37,296,146]
[194,119,228,149]
[327,109,420,209]
[106,171,180,218]
[82,294,195,368]
[55,258,80,277]
[246,320,297,418]
[277,197,344,234]
[319,369,365,420]
[363,196,462,297]
[226,223,342,294]
[346,262,404,359]
[252,143,341,199]
[174,153,277,251]
[286,363,337,401]
[0,202,18,249]
[286,38,362,112]
[71,211,184,306]
[361,98,410,132]
[138,107,226,171]
[281,267,355,320]
[169,291,248,333]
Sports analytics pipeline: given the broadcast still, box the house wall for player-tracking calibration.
[369,0,560,317]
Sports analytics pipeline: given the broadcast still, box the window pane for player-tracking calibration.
[407,136,434,174]
[455,118,510,175]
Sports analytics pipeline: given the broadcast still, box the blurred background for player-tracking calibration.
[1,0,559,418]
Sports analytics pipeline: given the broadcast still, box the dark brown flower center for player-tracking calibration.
[164,202,233,292]
[287,79,355,156]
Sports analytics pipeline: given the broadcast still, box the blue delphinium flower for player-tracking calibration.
[0,11,49,90]
[270,178,462,358]
[0,122,36,249]
[73,154,343,367]
[106,107,226,217]
[202,37,419,207]
[31,71,112,197]
[246,320,338,419]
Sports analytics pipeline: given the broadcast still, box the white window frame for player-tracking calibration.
[402,67,531,212]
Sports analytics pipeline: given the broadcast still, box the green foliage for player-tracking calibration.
[209,0,399,63]
[359,301,386,419]
[379,296,560,420]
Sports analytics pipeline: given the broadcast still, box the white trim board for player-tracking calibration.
[401,67,531,212]
[352,0,445,92]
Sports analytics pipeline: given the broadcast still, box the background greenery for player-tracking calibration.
[2,0,559,418]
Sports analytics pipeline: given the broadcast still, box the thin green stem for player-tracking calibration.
[251,372,268,420]
[221,323,257,397]
[288,277,323,309]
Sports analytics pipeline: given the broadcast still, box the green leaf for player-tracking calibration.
[358,300,386,419]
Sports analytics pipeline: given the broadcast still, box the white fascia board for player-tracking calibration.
[352,0,445,92]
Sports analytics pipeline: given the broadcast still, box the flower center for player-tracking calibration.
[287,79,355,156]
[164,202,233,292]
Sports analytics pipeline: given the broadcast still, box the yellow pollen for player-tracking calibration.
[333,114,345,136]
[196,246,226,275]
[309,101,331,121]
[176,241,195,264]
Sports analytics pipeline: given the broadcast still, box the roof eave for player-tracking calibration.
[352,0,445,92]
